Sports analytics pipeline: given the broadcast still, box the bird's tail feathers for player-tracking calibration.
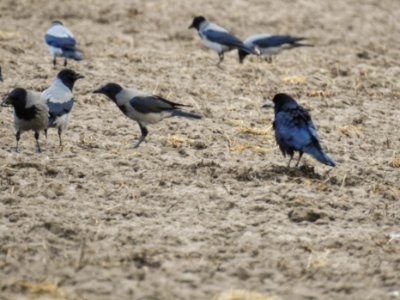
[304,145,336,167]
[240,45,259,56]
[63,47,84,61]
[293,43,314,48]
[171,110,202,119]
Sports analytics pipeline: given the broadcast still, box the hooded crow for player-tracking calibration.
[93,83,202,148]
[2,88,49,153]
[263,93,336,167]
[44,20,83,68]
[189,16,257,66]
[239,34,311,63]
[42,69,84,147]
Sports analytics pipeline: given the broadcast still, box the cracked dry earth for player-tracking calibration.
[0,0,399,299]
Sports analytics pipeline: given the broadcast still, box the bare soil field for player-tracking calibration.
[0,0,399,299]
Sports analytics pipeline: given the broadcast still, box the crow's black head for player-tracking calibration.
[189,16,206,30]
[93,83,123,102]
[57,69,84,90]
[2,88,27,108]
[238,49,250,64]
[51,20,64,26]
[272,93,299,112]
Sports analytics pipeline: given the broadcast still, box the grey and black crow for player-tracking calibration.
[189,16,257,66]
[263,93,336,167]
[44,20,83,68]
[2,88,49,153]
[42,69,84,147]
[239,34,311,63]
[93,83,202,148]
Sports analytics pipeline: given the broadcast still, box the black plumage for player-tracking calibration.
[263,93,336,167]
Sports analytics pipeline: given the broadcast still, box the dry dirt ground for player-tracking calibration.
[0,0,400,299]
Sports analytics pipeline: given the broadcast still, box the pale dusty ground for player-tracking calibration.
[0,0,400,299]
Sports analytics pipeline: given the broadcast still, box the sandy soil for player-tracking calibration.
[0,0,400,299]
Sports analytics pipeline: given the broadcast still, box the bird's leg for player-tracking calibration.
[64,58,68,67]
[44,128,48,139]
[216,53,224,67]
[295,152,304,167]
[58,127,64,150]
[133,124,148,148]
[264,56,272,63]
[52,57,57,69]
[15,131,21,153]
[34,131,41,153]
[287,155,294,168]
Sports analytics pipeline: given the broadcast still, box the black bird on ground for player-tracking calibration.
[93,83,202,148]
[262,93,336,167]
[2,88,49,153]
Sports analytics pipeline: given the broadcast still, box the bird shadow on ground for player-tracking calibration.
[232,164,325,182]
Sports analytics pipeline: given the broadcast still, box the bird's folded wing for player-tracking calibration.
[129,96,186,114]
[204,30,245,48]
[47,99,74,117]
[45,34,76,48]
[276,110,320,150]
[294,108,321,143]
[255,36,305,48]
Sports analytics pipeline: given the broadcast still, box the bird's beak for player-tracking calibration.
[93,87,103,94]
[262,101,274,109]
[188,23,194,29]
[75,74,85,80]
[1,95,11,107]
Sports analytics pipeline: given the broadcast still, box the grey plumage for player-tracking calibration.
[93,83,202,148]
[1,88,49,153]
[239,34,312,63]
[263,93,336,167]
[42,69,84,147]
[44,20,83,68]
[189,16,257,66]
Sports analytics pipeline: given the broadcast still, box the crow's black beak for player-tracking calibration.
[1,95,11,107]
[75,74,85,80]
[188,24,194,29]
[262,102,274,109]
[93,87,103,94]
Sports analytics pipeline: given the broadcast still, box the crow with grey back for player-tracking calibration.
[2,88,49,153]
[189,16,257,66]
[44,20,83,68]
[42,69,84,147]
[93,83,202,148]
[263,93,336,167]
[239,34,312,63]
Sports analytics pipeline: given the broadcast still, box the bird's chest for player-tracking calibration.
[119,104,166,125]
[14,106,37,121]
[14,107,47,131]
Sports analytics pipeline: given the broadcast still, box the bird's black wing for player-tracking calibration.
[47,99,74,126]
[255,36,306,48]
[205,30,245,48]
[129,96,188,114]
